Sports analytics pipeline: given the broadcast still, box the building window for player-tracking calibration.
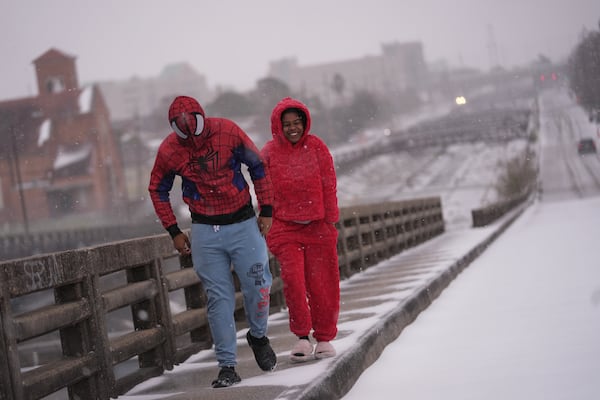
[46,77,65,94]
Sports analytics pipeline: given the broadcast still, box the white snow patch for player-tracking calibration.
[37,119,51,147]
[53,144,92,170]
[78,85,93,114]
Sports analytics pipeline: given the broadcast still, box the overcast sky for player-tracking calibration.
[1,0,598,101]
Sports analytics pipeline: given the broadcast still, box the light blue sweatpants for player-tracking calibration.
[191,217,272,367]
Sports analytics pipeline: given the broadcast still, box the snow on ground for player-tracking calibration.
[343,194,600,400]
[337,139,529,230]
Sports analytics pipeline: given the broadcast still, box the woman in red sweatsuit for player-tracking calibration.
[261,97,340,362]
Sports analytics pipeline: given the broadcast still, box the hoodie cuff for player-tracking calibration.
[259,205,273,217]
[166,224,183,239]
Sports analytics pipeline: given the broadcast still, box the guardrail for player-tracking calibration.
[471,190,532,227]
[0,197,444,400]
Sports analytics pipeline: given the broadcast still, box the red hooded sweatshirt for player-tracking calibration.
[261,97,338,225]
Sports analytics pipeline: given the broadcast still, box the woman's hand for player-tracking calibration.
[258,216,272,236]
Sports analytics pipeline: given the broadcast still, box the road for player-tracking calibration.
[538,90,600,200]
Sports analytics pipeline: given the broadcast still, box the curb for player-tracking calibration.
[296,199,532,400]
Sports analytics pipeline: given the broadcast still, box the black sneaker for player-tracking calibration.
[246,331,277,371]
[211,366,241,388]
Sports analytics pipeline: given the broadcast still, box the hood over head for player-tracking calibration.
[168,96,206,141]
[270,97,312,142]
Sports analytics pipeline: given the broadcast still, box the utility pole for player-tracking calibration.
[134,107,144,200]
[8,121,31,235]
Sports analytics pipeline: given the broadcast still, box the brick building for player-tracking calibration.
[0,48,126,228]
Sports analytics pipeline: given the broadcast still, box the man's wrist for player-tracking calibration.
[166,224,182,239]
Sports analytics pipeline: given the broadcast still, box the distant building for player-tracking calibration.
[268,41,428,104]
[97,63,213,122]
[0,48,127,227]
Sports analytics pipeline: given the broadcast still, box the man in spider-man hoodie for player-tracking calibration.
[261,97,340,362]
[148,96,276,388]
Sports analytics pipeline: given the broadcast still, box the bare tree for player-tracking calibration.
[568,20,600,122]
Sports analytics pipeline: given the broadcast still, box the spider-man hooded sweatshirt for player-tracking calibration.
[148,96,273,237]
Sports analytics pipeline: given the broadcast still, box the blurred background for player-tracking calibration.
[0,1,599,260]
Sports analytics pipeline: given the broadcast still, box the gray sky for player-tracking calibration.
[1,0,598,101]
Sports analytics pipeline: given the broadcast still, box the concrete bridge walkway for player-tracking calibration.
[120,205,526,400]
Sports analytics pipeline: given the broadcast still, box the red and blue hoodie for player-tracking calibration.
[148,96,273,237]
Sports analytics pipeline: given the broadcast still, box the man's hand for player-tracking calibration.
[173,232,191,255]
[258,216,272,237]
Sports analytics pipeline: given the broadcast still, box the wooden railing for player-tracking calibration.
[0,222,164,262]
[0,198,444,400]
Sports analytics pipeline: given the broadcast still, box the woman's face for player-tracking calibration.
[281,110,305,144]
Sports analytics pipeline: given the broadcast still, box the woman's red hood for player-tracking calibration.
[270,97,312,144]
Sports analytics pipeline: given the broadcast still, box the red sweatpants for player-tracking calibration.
[268,220,340,342]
